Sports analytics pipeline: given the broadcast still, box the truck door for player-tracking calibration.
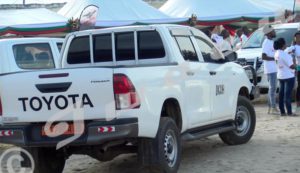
[192,35,234,121]
[171,29,212,128]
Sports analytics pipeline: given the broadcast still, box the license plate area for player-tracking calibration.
[41,122,84,137]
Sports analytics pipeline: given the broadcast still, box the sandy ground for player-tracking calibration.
[1,97,300,173]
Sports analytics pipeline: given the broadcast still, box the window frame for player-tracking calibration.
[92,33,114,64]
[66,35,92,65]
[12,43,56,70]
[174,35,199,62]
[194,36,225,64]
[137,30,166,60]
[114,31,136,63]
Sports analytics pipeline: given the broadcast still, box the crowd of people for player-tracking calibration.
[203,24,300,117]
[203,26,251,53]
[262,24,300,116]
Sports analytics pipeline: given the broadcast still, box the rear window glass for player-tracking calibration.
[67,36,90,64]
[138,31,165,59]
[13,43,55,69]
[93,34,113,62]
[115,32,135,61]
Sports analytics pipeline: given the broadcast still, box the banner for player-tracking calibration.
[79,5,99,31]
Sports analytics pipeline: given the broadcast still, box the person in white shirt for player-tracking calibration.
[285,31,300,112]
[233,29,248,50]
[274,38,296,116]
[262,25,279,114]
[220,29,232,52]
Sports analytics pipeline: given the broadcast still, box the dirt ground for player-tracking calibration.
[1,98,300,173]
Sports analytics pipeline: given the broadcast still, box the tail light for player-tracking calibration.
[113,74,140,110]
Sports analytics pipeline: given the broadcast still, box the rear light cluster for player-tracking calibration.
[113,74,140,110]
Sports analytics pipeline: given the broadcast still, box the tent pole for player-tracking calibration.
[293,0,296,14]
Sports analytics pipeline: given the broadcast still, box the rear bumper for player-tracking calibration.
[0,118,138,147]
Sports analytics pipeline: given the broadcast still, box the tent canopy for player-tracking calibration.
[249,0,294,11]
[160,0,280,25]
[58,0,186,27]
[0,0,70,4]
[0,8,68,35]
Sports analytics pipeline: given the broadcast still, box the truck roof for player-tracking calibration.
[68,24,190,36]
[0,37,64,44]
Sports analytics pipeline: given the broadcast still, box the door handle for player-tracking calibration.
[36,82,72,93]
[209,71,217,76]
[186,71,195,76]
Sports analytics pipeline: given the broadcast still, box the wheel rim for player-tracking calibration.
[235,105,251,136]
[164,130,178,168]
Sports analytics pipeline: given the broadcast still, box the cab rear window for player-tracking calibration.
[13,43,55,69]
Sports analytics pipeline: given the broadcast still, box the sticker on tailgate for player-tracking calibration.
[18,94,94,111]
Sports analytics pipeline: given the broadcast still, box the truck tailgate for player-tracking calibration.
[0,68,116,123]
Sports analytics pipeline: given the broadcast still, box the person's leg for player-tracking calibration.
[267,73,272,112]
[269,73,278,113]
[278,79,286,115]
[297,71,300,107]
[285,77,295,115]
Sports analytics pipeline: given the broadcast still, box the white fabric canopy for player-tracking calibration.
[160,0,278,22]
[58,0,186,27]
[249,0,294,11]
[0,8,67,27]
[0,0,70,4]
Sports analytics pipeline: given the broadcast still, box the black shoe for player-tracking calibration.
[288,113,298,116]
[281,113,287,116]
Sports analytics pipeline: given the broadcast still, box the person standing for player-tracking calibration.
[274,38,296,116]
[220,29,232,52]
[262,25,279,114]
[285,31,300,112]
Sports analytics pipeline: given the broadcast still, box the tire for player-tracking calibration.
[24,147,65,173]
[138,117,181,173]
[219,96,256,145]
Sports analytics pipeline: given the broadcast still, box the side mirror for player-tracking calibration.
[223,51,237,62]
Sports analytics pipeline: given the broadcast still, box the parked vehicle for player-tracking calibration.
[0,37,63,73]
[236,23,299,93]
[0,25,256,173]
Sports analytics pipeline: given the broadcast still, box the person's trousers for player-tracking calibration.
[279,77,295,115]
[296,71,300,105]
[267,72,277,108]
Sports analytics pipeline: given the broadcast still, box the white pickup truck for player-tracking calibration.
[0,25,256,173]
[0,37,63,73]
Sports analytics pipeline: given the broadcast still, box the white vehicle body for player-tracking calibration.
[0,25,256,173]
[236,23,299,92]
[0,37,63,73]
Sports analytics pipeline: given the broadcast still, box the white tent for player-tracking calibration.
[58,0,186,27]
[249,0,294,11]
[0,8,68,35]
[0,0,70,4]
[160,0,279,25]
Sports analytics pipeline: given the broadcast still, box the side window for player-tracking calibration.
[93,34,113,62]
[174,36,198,61]
[13,43,55,69]
[67,36,90,64]
[56,43,63,52]
[195,37,224,63]
[115,32,135,61]
[138,31,165,59]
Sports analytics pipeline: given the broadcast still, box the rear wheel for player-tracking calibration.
[139,117,181,173]
[219,96,256,145]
